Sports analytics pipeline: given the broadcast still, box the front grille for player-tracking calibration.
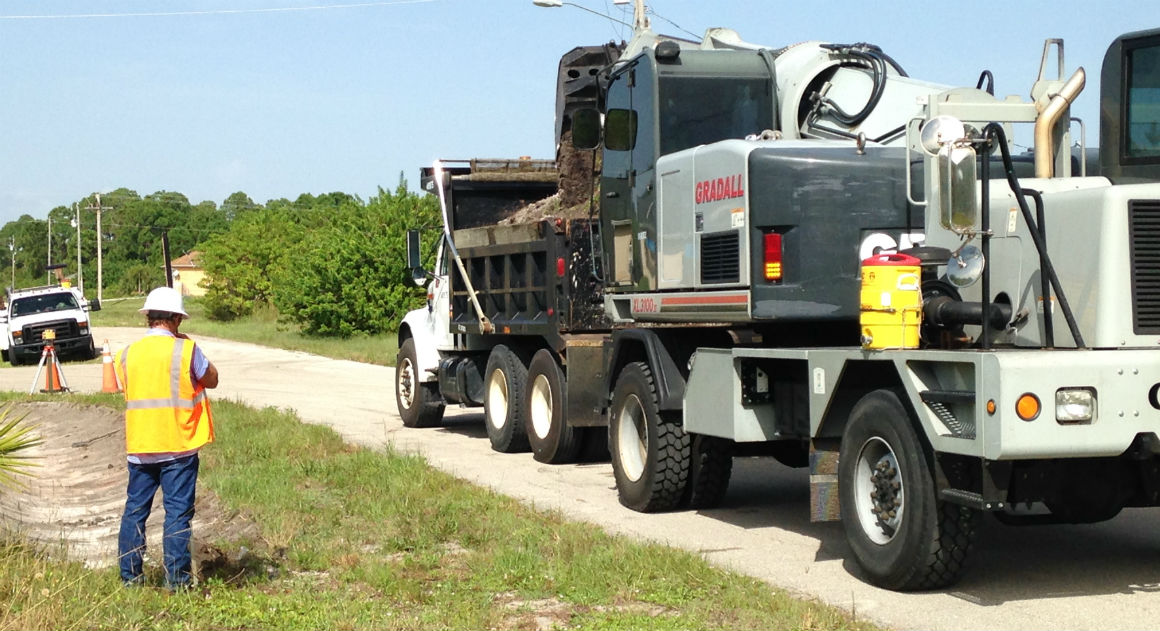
[700,231,740,284]
[22,319,79,344]
[1129,200,1160,333]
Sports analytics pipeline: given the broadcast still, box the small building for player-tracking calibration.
[168,251,207,297]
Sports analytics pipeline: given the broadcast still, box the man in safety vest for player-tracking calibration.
[114,286,219,590]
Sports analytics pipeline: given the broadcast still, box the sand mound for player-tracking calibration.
[0,401,259,574]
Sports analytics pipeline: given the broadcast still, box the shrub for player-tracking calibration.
[273,185,438,336]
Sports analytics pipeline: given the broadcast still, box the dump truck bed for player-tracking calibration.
[450,218,608,349]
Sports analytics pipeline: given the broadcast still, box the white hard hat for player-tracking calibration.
[139,286,189,318]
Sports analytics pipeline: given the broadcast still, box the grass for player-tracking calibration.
[91,296,400,366]
[0,394,876,631]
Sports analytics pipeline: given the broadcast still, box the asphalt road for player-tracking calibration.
[7,327,1160,630]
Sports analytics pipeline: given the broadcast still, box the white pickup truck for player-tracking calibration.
[0,285,100,365]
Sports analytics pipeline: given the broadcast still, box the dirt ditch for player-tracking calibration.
[0,401,262,580]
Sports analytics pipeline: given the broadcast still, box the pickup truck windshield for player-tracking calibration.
[11,294,80,317]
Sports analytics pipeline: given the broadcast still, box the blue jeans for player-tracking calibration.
[118,454,199,589]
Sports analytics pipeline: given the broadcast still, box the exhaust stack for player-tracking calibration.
[1034,68,1086,178]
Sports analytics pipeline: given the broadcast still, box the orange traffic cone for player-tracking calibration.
[39,345,68,394]
[101,341,121,394]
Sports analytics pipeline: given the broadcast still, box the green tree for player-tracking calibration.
[103,191,227,294]
[200,207,306,320]
[0,215,49,290]
[273,185,437,336]
[220,192,260,221]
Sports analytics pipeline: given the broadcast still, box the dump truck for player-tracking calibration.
[397,6,1160,590]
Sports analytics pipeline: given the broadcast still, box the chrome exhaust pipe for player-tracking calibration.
[1034,67,1086,178]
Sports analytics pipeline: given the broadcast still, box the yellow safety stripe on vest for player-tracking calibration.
[125,390,208,410]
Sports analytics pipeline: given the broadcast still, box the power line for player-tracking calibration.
[0,0,433,20]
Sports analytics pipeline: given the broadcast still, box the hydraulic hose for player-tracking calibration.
[817,44,890,127]
[982,124,1086,348]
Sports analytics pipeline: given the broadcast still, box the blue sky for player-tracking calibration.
[0,0,1152,224]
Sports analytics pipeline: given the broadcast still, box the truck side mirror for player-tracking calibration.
[406,229,427,287]
[89,298,101,312]
[938,144,979,234]
[571,108,601,150]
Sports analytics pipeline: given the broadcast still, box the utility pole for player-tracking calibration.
[73,203,83,294]
[161,230,173,289]
[46,215,52,285]
[8,237,14,291]
[85,193,112,304]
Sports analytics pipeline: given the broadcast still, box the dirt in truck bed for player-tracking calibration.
[497,191,598,225]
[498,132,601,226]
[0,402,263,578]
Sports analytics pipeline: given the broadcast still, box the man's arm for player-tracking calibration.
[188,341,219,389]
[200,361,219,389]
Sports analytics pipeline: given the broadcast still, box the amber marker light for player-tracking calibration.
[1016,393,1041,421]
[986,399,996,415]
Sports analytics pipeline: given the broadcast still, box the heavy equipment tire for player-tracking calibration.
[395,338,445,428]
[609,362,690,512]
[524,349,583,464]
[684,435,733,509]
[484,345,531,453]
[839,389,979,591]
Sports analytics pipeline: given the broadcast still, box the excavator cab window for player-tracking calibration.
[657,76,772,155]
[605,109,638,151]
[1126,38,1160,160]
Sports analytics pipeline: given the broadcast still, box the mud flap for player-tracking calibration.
[810,438,841,521]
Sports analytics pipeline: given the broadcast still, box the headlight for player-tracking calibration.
[1056,387,1096,423]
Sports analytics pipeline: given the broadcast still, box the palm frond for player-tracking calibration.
[0,404,42,488]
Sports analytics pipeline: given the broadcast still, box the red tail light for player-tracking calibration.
[763,233,783,281]
[557,257,566,277]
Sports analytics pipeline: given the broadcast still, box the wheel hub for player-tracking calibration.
[868,457,902,533]
[853,436,904,544]
[616,394,647,483]
[398,359,415,409]
[530,375,552,439]
[486,368,509,429]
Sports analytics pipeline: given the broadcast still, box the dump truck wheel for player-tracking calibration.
[484,345,531,453]
[609,362,690,512]
[525,349,584,464]
[395,338,445,428]
[839,389,979,590]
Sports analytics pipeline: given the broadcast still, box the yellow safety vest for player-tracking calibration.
[114,335,214,454]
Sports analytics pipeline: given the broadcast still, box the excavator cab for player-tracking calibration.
[1100,28,1160,183]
